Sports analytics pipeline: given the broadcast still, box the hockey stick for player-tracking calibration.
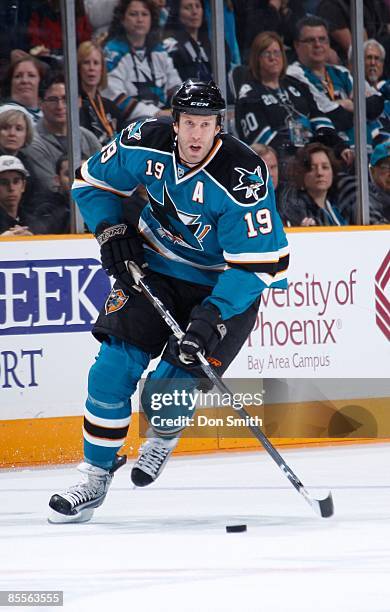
[128,264,334,518]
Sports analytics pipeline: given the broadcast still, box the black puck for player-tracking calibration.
[225,524,247,533]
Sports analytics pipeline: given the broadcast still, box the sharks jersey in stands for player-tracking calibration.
[72,118,289,319]
[102,39,181,121]
[287,61,384,148]
[374,79,390,143]
[235,75,339,149]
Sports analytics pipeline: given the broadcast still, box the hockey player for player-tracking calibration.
[48,79,289,523]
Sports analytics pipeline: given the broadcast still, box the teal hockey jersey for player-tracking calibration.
[72,118,289,320]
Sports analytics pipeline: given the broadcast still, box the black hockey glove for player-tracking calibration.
[95,221,148,294]
[178,304,227,365]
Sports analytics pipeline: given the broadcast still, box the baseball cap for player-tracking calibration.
[370,142,390,167]
[0,155,29,176]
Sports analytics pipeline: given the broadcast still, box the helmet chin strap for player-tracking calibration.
[178,154,199,168]
[174,136,199,168]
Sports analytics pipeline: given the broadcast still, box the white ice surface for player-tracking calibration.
[1,443,390,612]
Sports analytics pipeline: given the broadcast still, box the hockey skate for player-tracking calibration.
[48,455,126,524]
[131,429,179,487]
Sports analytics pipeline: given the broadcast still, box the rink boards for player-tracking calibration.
[0,227,389,466]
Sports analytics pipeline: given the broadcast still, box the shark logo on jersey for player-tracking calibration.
[122,118,156,143]
[123,121,143,141]
[148,184,210,250]
[233,166,265,200]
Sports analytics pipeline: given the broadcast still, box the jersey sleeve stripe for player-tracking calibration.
[223,245,289,263]
[81,162,136,197]
[227,253,289,274]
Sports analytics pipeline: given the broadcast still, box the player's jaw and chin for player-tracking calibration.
[173,113,220,167]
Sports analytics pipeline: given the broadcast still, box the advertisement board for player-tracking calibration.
[227,228,390,379]
[1,228,389,423]
[0,237,109,419]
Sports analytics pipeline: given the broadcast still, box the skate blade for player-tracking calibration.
[47,507,94,524]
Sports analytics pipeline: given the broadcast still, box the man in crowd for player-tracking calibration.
[363,39,390,142]
[337,141,390,224]
[24,72,100,193]
[369,141,390,223]
[0,155,33,235]
[365,39,387,88]
[288,16,384,148]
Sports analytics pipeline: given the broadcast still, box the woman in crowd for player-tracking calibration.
[235,31,353,175]
[163,0,214,82]
[0,55,47,125]
[281,142,346,226]
[0,105,43,212]
[0,106,34,157]
[78,41,125,145]
[103,0,181,121]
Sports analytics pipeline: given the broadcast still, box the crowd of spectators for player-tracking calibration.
[0,0,390,236]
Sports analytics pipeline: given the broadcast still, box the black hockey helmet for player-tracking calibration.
[171,79,226,123]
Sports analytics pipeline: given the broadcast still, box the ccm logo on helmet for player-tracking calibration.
[190,102,209,106]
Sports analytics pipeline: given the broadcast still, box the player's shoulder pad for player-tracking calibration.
[120,117,173,153]
[206,134,269,207]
